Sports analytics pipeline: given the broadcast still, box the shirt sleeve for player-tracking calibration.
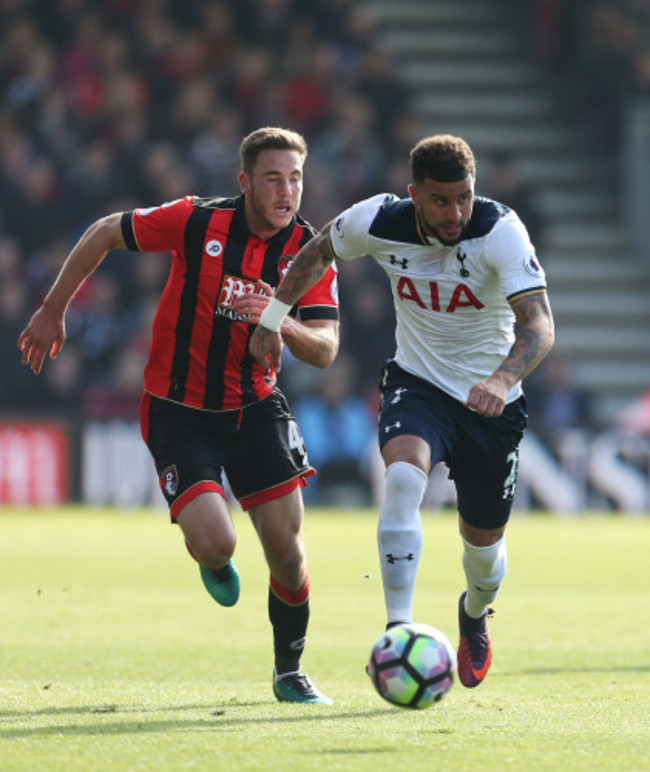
[329,194,389,261]
[485,210,547,300]
[297,263,340,321]
[121,196,193,253]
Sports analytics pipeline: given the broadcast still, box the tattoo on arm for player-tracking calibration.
[275,225,335,305]
[499,292,555,382]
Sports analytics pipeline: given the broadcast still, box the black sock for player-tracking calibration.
[268,583,310,675]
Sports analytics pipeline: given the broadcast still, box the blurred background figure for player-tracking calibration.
[293,353,376,505]
[525,353,595,440]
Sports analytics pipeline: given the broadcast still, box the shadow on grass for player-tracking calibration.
[0,702,393,739]
[0,702,235,719]
[502,664,650,676]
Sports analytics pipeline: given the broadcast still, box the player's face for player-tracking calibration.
[409,176,475,246]
[240,149,304,239]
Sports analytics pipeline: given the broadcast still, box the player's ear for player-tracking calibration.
[239,171,250,195]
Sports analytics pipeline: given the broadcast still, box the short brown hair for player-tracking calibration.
[239,127,308,173]
[409,134,476,184]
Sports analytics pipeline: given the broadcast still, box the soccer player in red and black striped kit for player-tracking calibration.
[18,127,339,704]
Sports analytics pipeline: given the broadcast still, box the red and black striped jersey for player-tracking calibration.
[121,194,339,412]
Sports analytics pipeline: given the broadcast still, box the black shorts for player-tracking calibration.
[378,360,528,529]
[140,390,314,519]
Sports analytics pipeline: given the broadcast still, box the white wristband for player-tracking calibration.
[258,298,292,332]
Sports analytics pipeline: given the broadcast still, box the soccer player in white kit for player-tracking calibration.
[244,134,555,688]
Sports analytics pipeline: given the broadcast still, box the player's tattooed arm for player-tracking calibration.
[503,291,555,381]
[465,291,554,417]
[274,224,336,305]
[246,222,338,372]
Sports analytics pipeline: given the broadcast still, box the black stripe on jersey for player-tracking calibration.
[204,209,247,409]
[121,212,139,250]
[167,206,213,402]
[261,232,293,286]
[259,214,315,286]
[463,197,510,240]
[299,305,339,321]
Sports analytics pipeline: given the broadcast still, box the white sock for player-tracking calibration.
[462,534,507,618]
[377,462,428,624]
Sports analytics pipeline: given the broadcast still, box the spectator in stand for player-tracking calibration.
[312,91,384,209]
[189,110,243,197]
[355,47,410,141]
[277,43,336,138]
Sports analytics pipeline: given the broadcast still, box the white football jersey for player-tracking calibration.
[330,193,546,405]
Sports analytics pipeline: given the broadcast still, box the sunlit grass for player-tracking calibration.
[0,507,648,771]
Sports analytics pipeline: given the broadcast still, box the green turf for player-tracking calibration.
[0,507,649,771]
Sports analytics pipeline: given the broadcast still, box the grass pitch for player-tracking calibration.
[0,507,649,771]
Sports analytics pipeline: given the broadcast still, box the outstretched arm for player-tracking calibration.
[248,224,336,372]
[465,291,555,417]
[18,212,126,374]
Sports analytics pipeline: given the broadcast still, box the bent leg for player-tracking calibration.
[176,491,240,606]
[176,490,236,569]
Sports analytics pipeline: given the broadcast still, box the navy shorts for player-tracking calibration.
[378,360,528,529]
[140,390,314,519]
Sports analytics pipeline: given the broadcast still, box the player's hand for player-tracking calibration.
[232,279,274,324]
[17,305,66,375]
[235,280,285,371]
[249,325,283,372]
[465,378,508,417]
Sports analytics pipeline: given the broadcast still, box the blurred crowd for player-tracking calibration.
[529,0,650,154]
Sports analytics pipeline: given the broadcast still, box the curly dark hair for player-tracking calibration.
[409,134,476,184]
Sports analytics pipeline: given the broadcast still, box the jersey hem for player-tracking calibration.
[170,480,226,521]
[238,469,316,510]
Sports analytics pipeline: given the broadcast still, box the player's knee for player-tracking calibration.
[266,537,307,588]
[380,462,428,525]
[185,530,236,569]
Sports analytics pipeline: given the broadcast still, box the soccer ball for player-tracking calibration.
[366,622,457,709]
